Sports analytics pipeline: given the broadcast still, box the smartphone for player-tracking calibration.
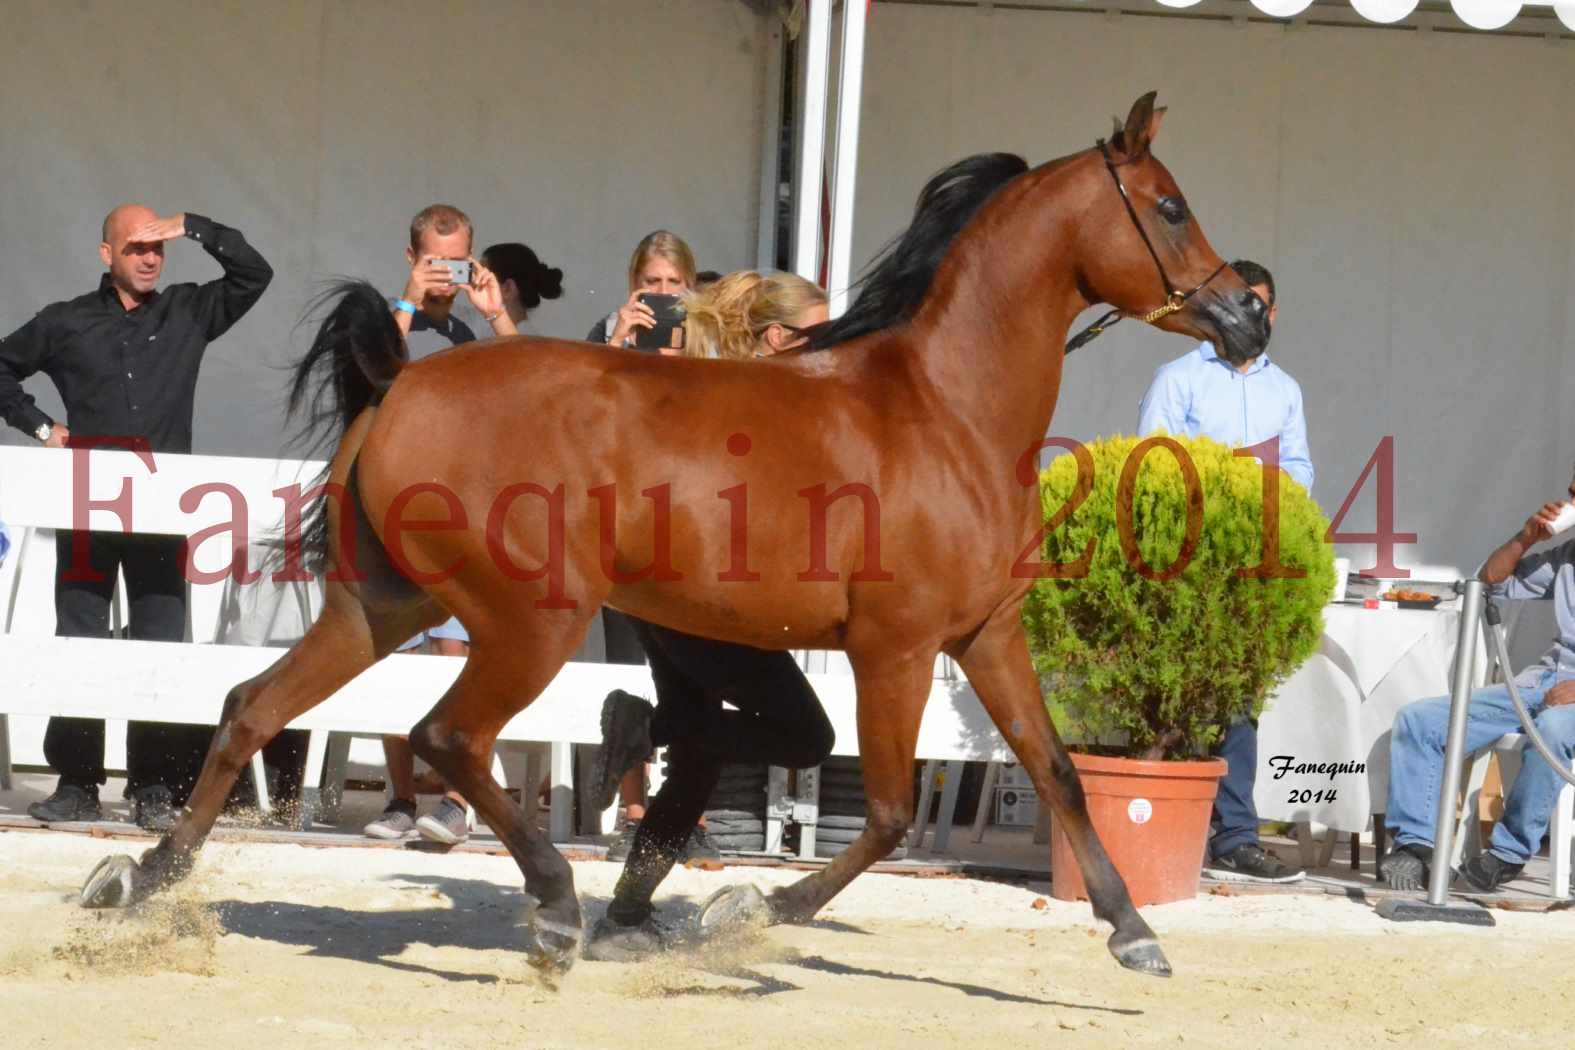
[634,292,686,351]
[434,258,472,285]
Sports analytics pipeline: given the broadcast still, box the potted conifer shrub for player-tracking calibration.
[1021,434,1332,905]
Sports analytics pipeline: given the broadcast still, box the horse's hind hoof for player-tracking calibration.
[527,914,583,975]
[696,883,771,937]
[1110,934,1172,978]
[81,854,139,909]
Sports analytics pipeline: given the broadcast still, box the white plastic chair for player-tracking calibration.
[1454,732,1573,898]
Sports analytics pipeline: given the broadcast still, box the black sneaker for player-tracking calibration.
[130,785,178,833]
[680,824,722,862]
[592,690,654,811]
[1456,852,1524,893]
[582,914,670,962]
[1379,843,1433,891]
[606,820,640,863]
[1202,843,1305,884]
[27,783,102,823]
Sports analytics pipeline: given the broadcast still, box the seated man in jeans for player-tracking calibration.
[1382,472,1575,893]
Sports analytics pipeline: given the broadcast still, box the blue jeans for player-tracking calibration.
[1386,669,1575,864]
[1209,720,1260,859]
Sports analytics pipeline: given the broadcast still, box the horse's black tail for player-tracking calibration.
[271,280,407,575]
[287,279,406,443]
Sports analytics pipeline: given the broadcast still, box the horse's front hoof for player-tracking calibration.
[1110,933,1172,977]
[696,883,772,936]
[80,854,140,909]
[527,913,583,975]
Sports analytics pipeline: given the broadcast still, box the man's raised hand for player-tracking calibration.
[125,214,187,245]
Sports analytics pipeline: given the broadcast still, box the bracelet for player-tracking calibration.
[485,311,502,323]
[393,298,417,315]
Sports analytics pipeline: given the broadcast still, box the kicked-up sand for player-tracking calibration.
[1,828,1571,1049]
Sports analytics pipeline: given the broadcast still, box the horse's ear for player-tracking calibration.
[1121,91,1160,158]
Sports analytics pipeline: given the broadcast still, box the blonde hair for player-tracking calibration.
[627,230,697,291]
[681,271,828,360]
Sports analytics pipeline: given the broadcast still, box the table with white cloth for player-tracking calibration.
[1253,602,1487,835]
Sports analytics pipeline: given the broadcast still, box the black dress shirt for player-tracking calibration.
[0,213,273,454]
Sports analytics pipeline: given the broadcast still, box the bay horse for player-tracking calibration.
[80,93,1267,979]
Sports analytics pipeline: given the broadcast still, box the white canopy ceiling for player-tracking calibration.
[1155,0,1575,30]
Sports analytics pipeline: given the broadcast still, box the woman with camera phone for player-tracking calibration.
[585,270,835,961]
[588,229,696,353]
[583,230,701,858]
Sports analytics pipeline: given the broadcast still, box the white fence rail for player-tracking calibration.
[0,446,1009,848]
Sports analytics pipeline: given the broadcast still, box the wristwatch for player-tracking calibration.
[34,422,52,443]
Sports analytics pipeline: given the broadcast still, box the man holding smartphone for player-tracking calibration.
[391,203,515,352]
[0,204,272,829]
[362,203,514,846]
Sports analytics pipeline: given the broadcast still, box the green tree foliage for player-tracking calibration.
[1021,435,1333,760]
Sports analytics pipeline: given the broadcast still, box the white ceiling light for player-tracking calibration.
[1450,0,1521,28]
[1555,1,1575,31]
[1155,0,1205,7]
[1250,0,1315,16]
[1349,0,1421,23]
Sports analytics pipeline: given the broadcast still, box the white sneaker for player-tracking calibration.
[363,801,418,840]
[416,799,472,845]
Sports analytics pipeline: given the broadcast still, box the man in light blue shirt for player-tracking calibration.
[1381,479,1575,893]
[1137,269,1313,493]
[1137,259,1309,884]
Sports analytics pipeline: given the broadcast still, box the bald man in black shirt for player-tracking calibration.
[0,204,272,828]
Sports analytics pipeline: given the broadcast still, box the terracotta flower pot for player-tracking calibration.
[1050,752,1227,907]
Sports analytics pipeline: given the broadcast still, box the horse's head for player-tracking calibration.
[1072,92,1269,366]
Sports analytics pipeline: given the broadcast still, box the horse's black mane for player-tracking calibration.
[806,152,1030,350]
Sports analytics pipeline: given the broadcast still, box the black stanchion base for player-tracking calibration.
[1375,896,1496,927]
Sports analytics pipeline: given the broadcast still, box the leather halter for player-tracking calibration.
[1064,139,1229,355]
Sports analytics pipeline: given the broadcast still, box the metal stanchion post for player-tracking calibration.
[1425,580,1485,906]
[1376,579,1495,925]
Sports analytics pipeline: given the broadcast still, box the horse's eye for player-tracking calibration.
[1158,197,1188,225]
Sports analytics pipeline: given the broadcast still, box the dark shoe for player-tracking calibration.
[1379,843,1433,892]
[582,914,670,962]
[606,820,640,862]
[592,690,654,811]
[1456,852,1524,893]
[130,785,178,833]
[680,824,722,862]
[27,783,102,823]
[1202,843,1305,884]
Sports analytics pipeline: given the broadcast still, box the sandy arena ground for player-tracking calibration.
[2,828,1572,1049]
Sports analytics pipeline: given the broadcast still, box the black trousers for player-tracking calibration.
[609,618,835,923]
[46,530,212,798]
[601,607,647,665]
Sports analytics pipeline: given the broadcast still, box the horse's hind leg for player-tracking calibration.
[406,630,591,973]
[710,651,933,927]
[954,608,1169,977]
[81,585,436,908]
